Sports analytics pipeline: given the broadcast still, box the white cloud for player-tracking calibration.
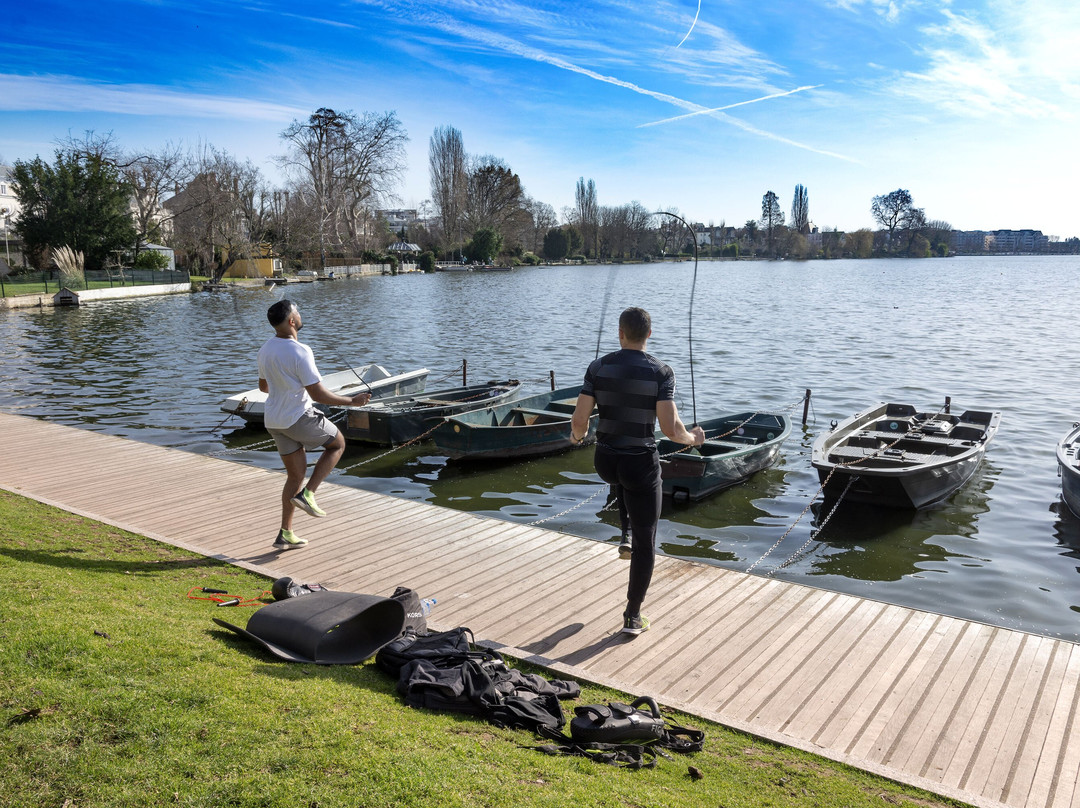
[871,3,1080,119]
[0,74,306,121]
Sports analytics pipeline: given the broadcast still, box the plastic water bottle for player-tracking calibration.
[420,597,437,616]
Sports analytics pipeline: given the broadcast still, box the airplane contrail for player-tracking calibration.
[367,1,855,162]
[675,0,702,48]
[638,85,822,127]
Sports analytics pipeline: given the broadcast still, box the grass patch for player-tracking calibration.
[0,490,970,808]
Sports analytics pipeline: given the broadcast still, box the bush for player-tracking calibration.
[418,251,436,272]
[133,250,171,270]
[521,252,541,266]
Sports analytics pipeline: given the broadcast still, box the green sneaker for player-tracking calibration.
[272,529,308,551]
[291,488,326,518]
[622,614,650,636]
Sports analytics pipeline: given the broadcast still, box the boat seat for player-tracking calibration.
[546,400,578,414]
[719,434,759,445]
[511,407,571,419]
[705,440,752,451]
[860,430,955,446]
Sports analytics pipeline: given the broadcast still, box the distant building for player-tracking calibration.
[949,229,1050,254]
[0,165,19,230]
[378,208,419,234]
[950,230,994,253]
[992,229,1049,253]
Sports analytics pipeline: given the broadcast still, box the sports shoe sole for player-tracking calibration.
[272,538,308,551]
[618,542,632,560]
[290,493,326,518]
[622,618,650,636]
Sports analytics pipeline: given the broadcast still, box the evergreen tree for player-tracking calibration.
[13,150,137,270]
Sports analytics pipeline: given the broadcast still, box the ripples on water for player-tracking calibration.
[2,256,1078,640]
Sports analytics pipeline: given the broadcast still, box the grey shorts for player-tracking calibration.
[267,410,340,455]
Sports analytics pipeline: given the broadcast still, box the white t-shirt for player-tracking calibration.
[257,337,322,429]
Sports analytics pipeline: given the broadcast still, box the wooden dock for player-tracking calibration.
[2,411,1077,808]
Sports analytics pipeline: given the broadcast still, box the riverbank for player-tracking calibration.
[0,488,959,808]
[5,411,1075,808]
[0,281,192,309]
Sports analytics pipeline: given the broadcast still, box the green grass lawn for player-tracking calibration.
[0,490,968,808]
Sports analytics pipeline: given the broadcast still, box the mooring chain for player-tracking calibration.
[768,473,859,575]
[748,402,948,574]
[337,418,449,472]
[524,482,616,527]
[425,362,468,386]
[210,436,279,456]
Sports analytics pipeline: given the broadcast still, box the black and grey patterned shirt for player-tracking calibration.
[582,349,676,450]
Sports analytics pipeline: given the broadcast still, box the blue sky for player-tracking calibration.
[3,0,1079,237]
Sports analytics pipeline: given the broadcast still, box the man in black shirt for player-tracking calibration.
[570,307,704,635]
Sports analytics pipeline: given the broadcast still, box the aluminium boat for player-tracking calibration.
[811,402,1000,509]
[1056,423,1080,519]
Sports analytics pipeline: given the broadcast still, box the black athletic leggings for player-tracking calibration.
[594,445,662,615]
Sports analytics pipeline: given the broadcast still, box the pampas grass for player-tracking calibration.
[52,245,85,289]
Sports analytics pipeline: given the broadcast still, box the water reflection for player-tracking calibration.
[799,460,997,581]
[1051,500,1080,561]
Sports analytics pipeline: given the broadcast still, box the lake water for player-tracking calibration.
[2,256,1078,641]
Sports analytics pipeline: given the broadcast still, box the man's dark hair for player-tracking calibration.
[267,299,295,327]
[619,307,651,342]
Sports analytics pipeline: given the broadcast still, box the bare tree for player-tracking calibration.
[522,196,557,255]
[626,201,653,259]
[870,188,915,252]
[464,155,523,234]
[575,177,599,259]
[279,108,407,266]
[428,126,467,257]
[123,142,190,246]
[166,144,253,278]
[654,208,683,256]
[791,184,809,235]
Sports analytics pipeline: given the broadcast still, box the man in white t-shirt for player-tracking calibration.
[257,299,371,550]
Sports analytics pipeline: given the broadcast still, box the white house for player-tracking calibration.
[0,165,19,232]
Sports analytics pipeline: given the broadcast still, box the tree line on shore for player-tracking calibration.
[5,107,1075,275]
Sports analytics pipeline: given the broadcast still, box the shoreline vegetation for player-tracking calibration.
[0,489,968,808]
[0,251,1068,301]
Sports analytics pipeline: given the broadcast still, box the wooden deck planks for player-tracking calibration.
[1,411,1077,808]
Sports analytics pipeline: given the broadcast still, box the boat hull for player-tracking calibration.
[431,386,596,460]
[658,412,791,502]
[338,381,522,445]
[811,402,1000,509]
[1056,423,1080,519]
[220,365,429,424]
